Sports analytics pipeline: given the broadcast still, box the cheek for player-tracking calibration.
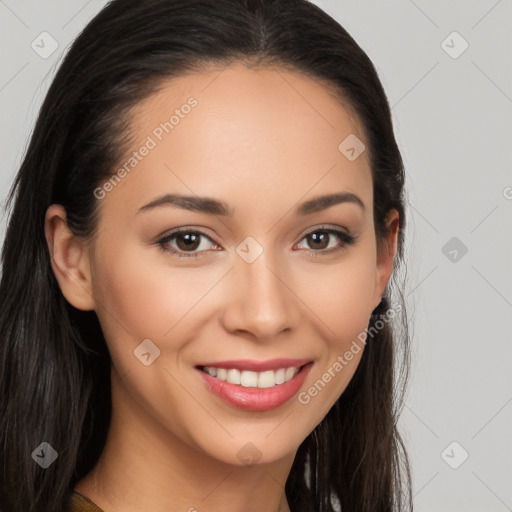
[291,248,376,415]
[90,242,224,365]
[323,261,375,369]
[294,250,377,339]
[89,242,174,358]
[93,258,166,335]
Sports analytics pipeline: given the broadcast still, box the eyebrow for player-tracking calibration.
[296,192,365,215]
[137,192,365,216]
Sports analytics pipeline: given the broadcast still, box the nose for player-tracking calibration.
[220,250,300,341]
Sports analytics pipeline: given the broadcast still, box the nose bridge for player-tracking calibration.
[222,241,299,338]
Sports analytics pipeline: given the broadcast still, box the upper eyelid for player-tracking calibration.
[301,225,352,237]
[159,227,218,245]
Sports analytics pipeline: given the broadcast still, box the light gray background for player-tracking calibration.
[1,1,511,510]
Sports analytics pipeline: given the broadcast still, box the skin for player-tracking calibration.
[45,62,399,512]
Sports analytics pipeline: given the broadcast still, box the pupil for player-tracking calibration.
[178,233,199,250]
[310,232,328,249]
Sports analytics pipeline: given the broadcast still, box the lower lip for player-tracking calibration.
[195,363,313,412]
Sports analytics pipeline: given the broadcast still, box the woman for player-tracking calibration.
[0,0,412,511]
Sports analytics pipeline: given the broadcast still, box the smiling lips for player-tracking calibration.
[196,357,311,388]
[195,358,313,411]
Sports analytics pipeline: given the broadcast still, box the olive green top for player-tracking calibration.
[68,491,105,512]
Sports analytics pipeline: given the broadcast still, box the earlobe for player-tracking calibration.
[44,204,95,311]
[373,209,400,310]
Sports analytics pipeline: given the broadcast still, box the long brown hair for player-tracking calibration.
[0,1,412,510]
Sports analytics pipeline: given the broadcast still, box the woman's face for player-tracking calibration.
[59,63,397,467]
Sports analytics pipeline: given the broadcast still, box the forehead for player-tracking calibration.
[108,63,373,215]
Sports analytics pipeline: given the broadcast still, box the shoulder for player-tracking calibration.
[66,491,105,512]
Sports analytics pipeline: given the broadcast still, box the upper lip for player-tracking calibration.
[196,358,312,372]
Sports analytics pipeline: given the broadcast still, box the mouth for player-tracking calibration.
[194,360,314,412]
[196,362,311,389]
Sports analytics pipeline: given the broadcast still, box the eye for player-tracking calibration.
[156,225,358,259]
[295,226,358,257]
[157,228,219,259]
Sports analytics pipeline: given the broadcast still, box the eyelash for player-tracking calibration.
[156,226,358,259]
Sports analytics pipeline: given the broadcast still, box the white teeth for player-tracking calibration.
[201,365,301,388]
[240,370,258,388]
[258,370,276,389]
[274,368,286,385]
[285,367,297,380]
[226,368,240,385]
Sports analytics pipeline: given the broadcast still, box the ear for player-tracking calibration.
[44,204,95,311]
[372,208,400,311]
